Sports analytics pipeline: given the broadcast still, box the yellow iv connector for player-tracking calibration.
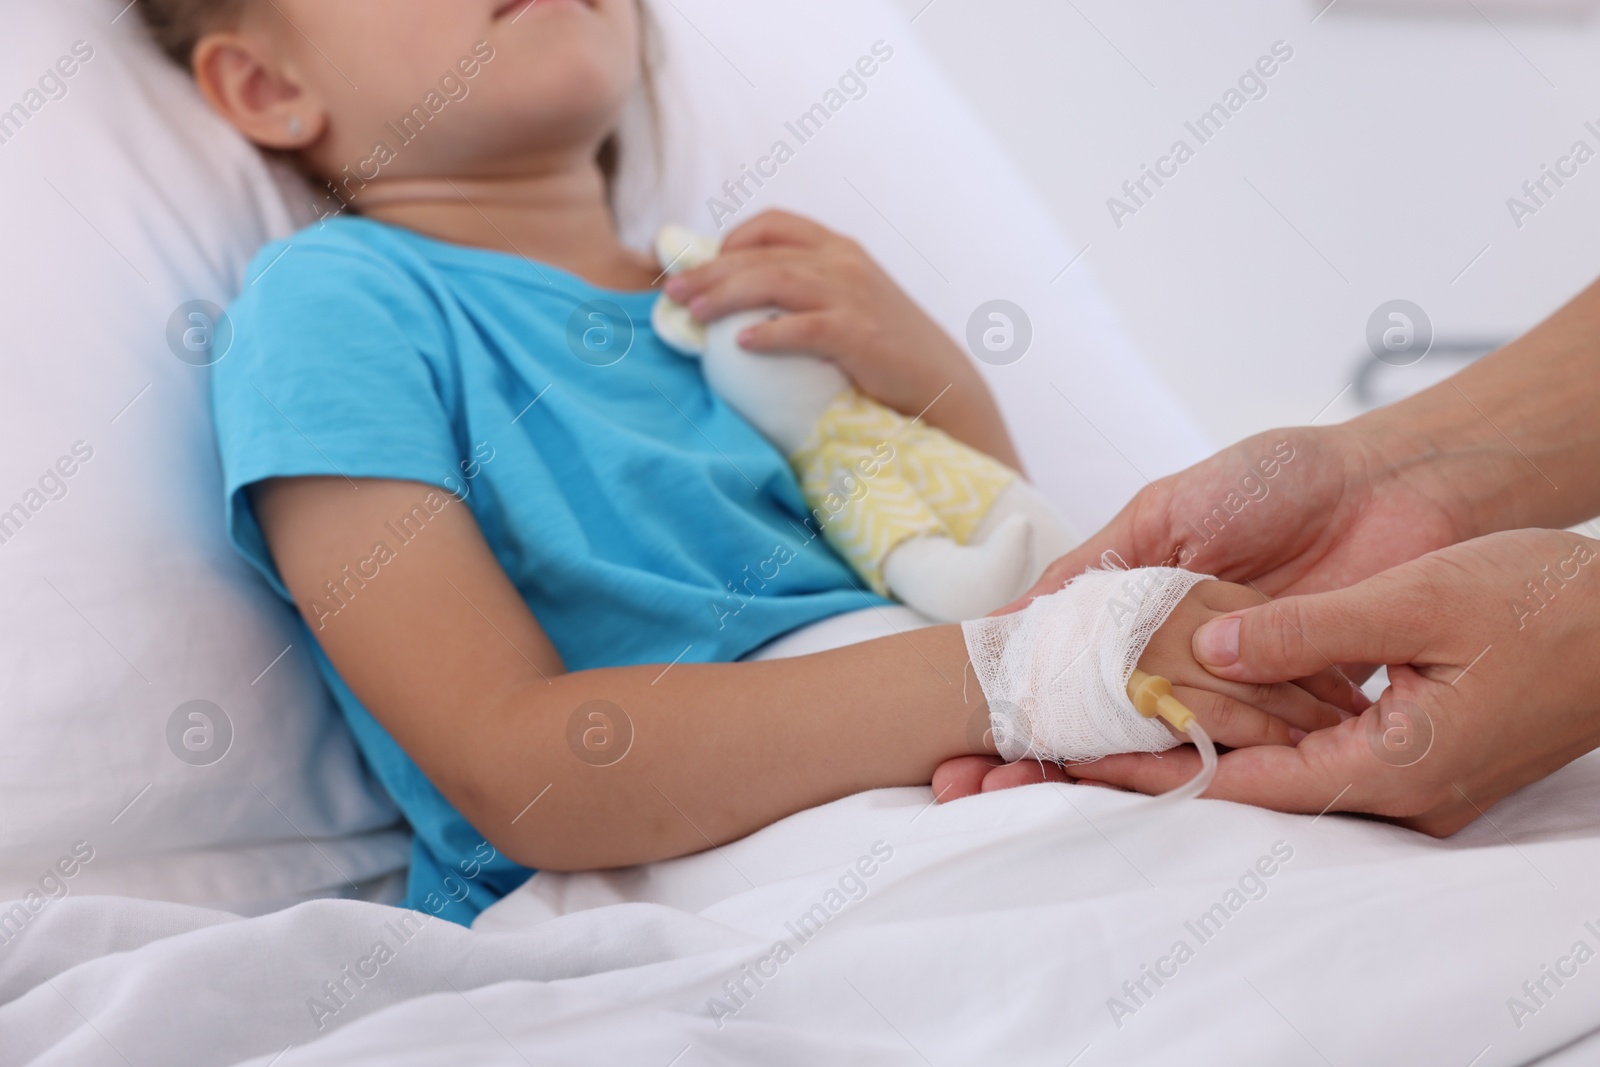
[1126,669,1197,735]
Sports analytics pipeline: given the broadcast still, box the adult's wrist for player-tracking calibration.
[1351,280,1600,538]
[1349,396,1527,543]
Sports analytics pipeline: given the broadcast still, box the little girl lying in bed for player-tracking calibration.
[142,0,1355,924]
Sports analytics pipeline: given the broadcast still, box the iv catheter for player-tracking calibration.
[1126,668,1218,803]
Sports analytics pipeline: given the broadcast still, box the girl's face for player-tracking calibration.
[253,0,642,181]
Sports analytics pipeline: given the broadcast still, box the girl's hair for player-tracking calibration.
[136,0,656,198]
[137,0,249,67]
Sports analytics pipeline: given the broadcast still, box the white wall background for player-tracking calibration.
[888,0,1600,445]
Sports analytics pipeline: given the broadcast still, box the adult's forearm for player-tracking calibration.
[1358,276,1600,537]
[458,624,987,871]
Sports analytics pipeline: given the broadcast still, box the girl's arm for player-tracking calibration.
[254,475,986,872]
[664,211,1023,469]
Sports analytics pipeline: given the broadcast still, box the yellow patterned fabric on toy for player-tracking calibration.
[791,389,1018,594]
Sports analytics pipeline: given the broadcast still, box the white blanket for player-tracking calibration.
[6,759,1600,1066]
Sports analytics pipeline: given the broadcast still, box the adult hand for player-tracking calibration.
[1068,530,1600,836]
[935,421,1472,800]
[1013,422,1472,605]
[663,210,1019,466]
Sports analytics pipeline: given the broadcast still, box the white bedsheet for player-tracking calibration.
[5,759,1600,1066]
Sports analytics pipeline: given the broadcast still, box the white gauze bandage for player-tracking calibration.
[962,567,1216,763]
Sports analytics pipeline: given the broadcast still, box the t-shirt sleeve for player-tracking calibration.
[213,237,463,600]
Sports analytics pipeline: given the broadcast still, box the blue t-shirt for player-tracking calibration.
[213,217,879,925]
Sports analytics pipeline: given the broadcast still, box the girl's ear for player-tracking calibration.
[192,31,327,151]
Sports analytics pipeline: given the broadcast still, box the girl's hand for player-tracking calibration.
[663,210,1020,467]
[1136,577,1368,743]
[933,579,1365,801]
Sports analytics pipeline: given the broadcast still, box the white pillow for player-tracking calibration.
[0,0,407,915]
[608,0,1211,526]
[0,0,1205,916]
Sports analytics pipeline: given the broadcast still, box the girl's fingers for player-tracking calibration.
[1183,670,1348,735]
[735,311,851,360]
[1168,685,1302,748]
[720,210,837,252]
[1292,664,1372,716]
[680,259,833,323]
[666,248,804,305]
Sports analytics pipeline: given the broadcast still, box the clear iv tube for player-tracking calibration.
[1139,717,1217,809]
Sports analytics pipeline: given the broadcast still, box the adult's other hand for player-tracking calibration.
[1068,529,1600,836]
[934,421,1470,800]
[1011,422,1470,607]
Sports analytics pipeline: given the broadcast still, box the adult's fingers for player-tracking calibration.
[988,478,1198,615]
[931,755,1003,803]
[933,755,1110,804]
[932,755,1074,800]
[1067,739,1319,804]
[1071,716,1400,815]
[992,529,1138,615]
[935,668,1361,804]
[1191,579,1431,685]
[979,759,1073,792]
[938,678,1343,806]
[1068,749,1208,796]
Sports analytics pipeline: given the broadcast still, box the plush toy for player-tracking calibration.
[651,226,1077,622]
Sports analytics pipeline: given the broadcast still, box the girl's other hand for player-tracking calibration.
[663,210,1019,466]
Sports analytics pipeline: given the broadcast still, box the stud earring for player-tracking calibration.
[286,115,305,138]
